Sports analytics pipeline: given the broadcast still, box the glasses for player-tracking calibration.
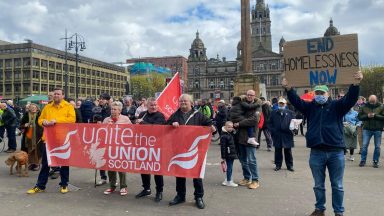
[247,94,255,96]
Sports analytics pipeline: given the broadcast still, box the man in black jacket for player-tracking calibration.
[135,97,166,202]
[282,71,363,216]
[0,103,17,153]
[167,94,216,209]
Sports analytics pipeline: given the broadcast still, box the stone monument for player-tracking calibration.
[234,0,260,96]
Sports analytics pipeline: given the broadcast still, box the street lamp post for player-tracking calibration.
[68,33,86,99]
[61,31,85,99]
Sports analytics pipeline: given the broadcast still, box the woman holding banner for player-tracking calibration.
[102,101,132,196]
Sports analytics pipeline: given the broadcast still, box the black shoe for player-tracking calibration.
[373,161,379,168]
[195,197,205,209]
[154,192,162,202]
[274,167,281,171]
[287,167,295,172]
[359,161,366,167]
[135,189,151,198]
[169,195,185,206]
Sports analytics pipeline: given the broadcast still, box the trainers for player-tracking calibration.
[247,137,259,146]
[27,186,44,194]
[96,179,107,186]
[60,186,69,194]
[135,189,151,198]
[348,156,354,161]
[373,161,379,168]
[248,180,260,189]
[359,161,366,167]
[120,188,128,196]
[226,181,238,187]
[104,188,116,195]
[238,179,251,186]
[222,180,228,186]
[309,209,325,216]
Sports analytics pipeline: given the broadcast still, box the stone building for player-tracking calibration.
[0,41,127,100]
[187,0,285,100]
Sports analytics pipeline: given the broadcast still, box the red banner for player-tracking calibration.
[156,72,181,119]
[45,123,212,178]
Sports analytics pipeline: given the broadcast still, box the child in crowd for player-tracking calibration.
[229,96,259,146]
[220,121,238,187]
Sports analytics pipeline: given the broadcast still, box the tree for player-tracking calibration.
[360,66,384,101]
[130,73,167,99]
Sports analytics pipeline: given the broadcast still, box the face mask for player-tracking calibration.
[314,95,328,104]
[278,106,286,110]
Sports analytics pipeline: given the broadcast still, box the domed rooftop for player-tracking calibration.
[324,19,340,37]
[191,31,205,49]
[279,36,286,45]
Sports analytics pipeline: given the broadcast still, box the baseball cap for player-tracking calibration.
[313,85,329,93]
[218,99,225,104]
[278,98,287,104]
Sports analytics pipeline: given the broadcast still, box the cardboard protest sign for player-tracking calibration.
[283,34,359,87]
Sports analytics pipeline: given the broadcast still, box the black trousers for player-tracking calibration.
[141,174,164,192]
[176,177,203,199]
[274,147,293,168]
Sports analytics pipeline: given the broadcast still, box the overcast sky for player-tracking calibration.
[0,0,383,65]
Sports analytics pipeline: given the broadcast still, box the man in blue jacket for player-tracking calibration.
[282,70,363,216]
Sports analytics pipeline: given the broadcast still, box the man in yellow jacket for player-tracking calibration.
[27,88,76,194]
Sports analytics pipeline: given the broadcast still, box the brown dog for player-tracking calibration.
[4,151,29,177]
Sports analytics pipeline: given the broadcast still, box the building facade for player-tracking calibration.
[0,41,127,100]
[187,0,284,101]
[187,31,238,101]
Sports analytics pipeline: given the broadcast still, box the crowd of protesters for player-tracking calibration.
[1,70,384,214]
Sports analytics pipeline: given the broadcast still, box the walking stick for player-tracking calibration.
[94,169,97,188]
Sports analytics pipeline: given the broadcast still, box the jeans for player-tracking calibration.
[247,127,255,138]
[36,143,69,190]
[238,144,259,181]
[225,159,234,181]
[141,174,164,192]
[175,177,203,199]
[361,129,382,162]
[5,126,17,150]
[257,128,273,148]
[309,149,345,214]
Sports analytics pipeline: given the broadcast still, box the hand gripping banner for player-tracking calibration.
[45,123,212,178]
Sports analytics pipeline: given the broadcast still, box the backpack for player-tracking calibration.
[258,112,264,129]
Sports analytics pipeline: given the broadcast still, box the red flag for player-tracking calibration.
[156,72,181,119]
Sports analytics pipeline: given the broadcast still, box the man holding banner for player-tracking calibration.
[135,97,166,202]
[167,94,216,209]
[282,70,363,216]
[27,88,76,194]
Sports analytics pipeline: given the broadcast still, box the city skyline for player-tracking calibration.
[0,0,383,65]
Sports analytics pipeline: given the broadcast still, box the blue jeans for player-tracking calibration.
[238,144,259,181]
[309,149,345,214]
[36,143,69,190]
[225,159,234,181]
[361,129,382,162]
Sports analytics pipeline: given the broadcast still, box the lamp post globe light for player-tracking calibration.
[68,33,86,99]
